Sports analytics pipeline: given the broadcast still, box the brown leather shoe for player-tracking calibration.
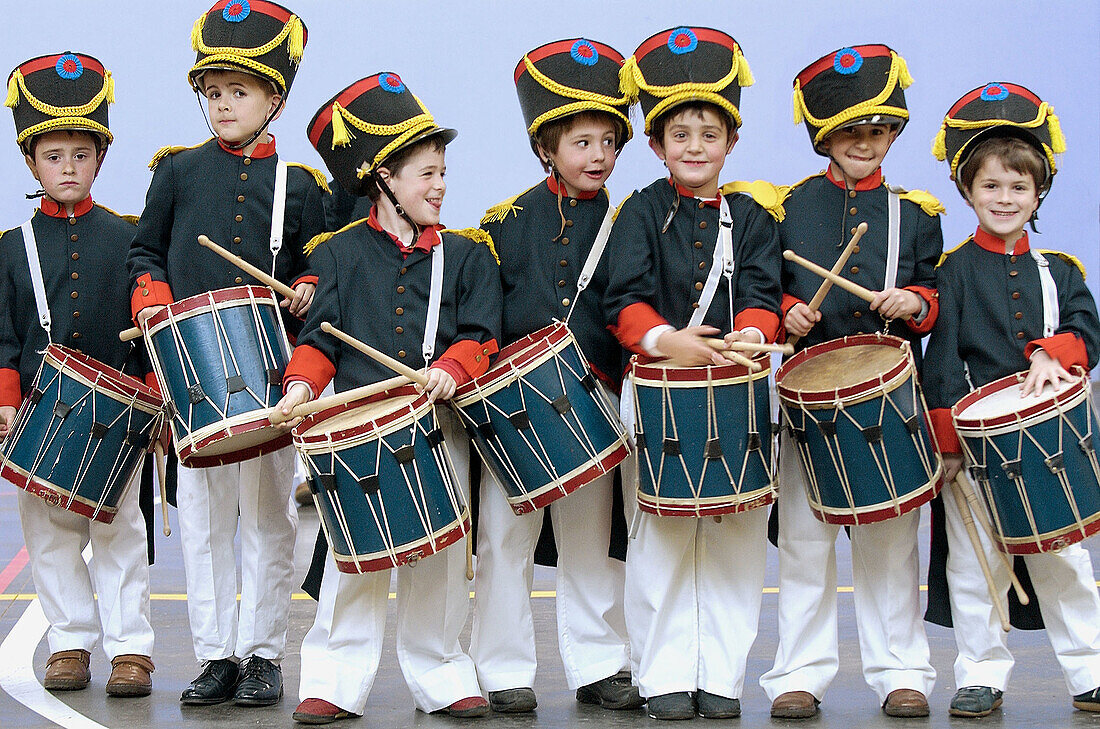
[294,482,313,507]
[44,649,91,691]
[771,690,820,718]
[106,654,154,697]
[883,688,929,717]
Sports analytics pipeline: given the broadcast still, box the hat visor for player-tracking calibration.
[376,125,457,169]
[189,64,282,94]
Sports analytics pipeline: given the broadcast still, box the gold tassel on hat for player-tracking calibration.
[5,70,21,108]
[792,82,804,125]
[619,58,640,101]
[288,16,305,63]
[736,53,754,87]
[931,123,947,161]
[190,14,206,52]
[896,54,914,89]
[104,71,115,105]
[1047,108,1066,154]
[329,102,353,148]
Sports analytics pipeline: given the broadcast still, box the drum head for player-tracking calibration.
[956,378,1074,421]
[300,393,421,439]
[781,343,905,393]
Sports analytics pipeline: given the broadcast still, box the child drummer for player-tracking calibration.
[924,82,1100,717]
[0,52,155,697]
[470,38,640,714]
[604,27,784,721]
[126,1,327,707]
[760,45,943,719]
[273,72,501,724]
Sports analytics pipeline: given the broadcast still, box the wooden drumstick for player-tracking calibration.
[120,326,143,342]
[782,248,911,321]
[153,440,171,537]
[788,222,867,347]
[198,234,298,298]
[954,473,1030,605]
[950,478,1011,632]
[704,339,794,355]
[269,374,411,425]
[320,322,430,387]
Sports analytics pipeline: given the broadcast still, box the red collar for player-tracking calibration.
[825,165,882,192]
[546,175,600,200]
[40,197,94,218]
[216,134,277,159]
[667,178,721,208]
[367,206,443,254]
[973,227,1030,255]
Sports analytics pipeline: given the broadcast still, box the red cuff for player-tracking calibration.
[0,368,21,409]
[610,302,669,353]
[1024,332,1089,371]
[291,274,319,288]
[903,285,938,334]
[734,308,781,343]
[929,407,960,454]
[284,344,336,396]
[131,273,174,321]
[437,338,499,382]
[780,293,805,320]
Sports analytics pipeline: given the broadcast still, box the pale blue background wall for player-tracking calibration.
[1,1,1097,302]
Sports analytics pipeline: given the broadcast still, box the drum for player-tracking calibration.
[145,286,291,467]
[629,353,775,516]
[293,384,469,574]
[0,344,164,523]
[776,333,942,525]
[453,321,629,515]
[953,371,1100,554]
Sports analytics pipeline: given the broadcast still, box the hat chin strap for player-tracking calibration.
[194,91,286,151]
[373,173,421,242]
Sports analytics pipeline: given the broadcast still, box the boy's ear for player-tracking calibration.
[534,142,552,167]
[726,130,739,154]
[956,178,975,208]
[268,93,284,122]
[648,136,666,161]
[23,153,39,182]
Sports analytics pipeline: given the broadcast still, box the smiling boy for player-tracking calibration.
[471,38,639,715]
[125,1,327,708]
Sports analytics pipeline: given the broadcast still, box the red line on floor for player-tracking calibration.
[0,547,29,593]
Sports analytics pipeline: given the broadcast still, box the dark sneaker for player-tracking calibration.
[647,692,695,721]
[949,686,1003,717]
[1073,686,1100,712]
[233,655,282,707]
[181,658,239,705]
[576,670,645,710]
[696,690,740,719]
[488,687,537,713]
[293,698,356,724]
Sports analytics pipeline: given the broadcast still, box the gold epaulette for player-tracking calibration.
[304,218,370,256]
[937,236,971,268]
[611,192,634,222]
[480,185,537,225]
[287,162,331,195]
[443,227,499,265]
[148,138,212,170]
[895,187,945,217]
[1038,249,1087,281]
[786,171,825,197]
[720,180,789,222]
[94,203,138,225]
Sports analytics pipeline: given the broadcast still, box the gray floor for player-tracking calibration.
[1,483,1098,729]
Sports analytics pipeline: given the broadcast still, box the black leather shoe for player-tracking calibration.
[696,690,740,719]
[180,659,239,705]
[234,655,283,706]
[647,692,695,721]
[576,670,645,710]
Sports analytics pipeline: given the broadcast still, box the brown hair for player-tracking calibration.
[532,110,626,172]
[650,101,735,146]
[960,134,1046,193]
[25,129,104,159]
[366,133,447,202]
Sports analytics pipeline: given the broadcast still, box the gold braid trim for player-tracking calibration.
[192,12,305,62]
[287,162,332,194]
[304,217,370,256]
[611,191,634,222]
[443,228,499,265]
[522,54,630,106]
[934,102,1065,180]
[5,68,114,116]
[148,139,212,170]
[93,203,138,225]
[189,55,285,92]
[16,118,112,146]
[481,185,537,225]
[720,180,788,222]
[528,102,632,138]
[329,94,438,172]
[937,236,971,268]
[897,188,944,217]
[1037,249,1086,281]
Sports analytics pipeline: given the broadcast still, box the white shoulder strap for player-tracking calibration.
[269,159,288,276]
[1030,249,1060,337]
[422,232,445,365]
[688,196,735,329]
[564,198,614,324]
[885,188,900,290]
[20,219,52,338]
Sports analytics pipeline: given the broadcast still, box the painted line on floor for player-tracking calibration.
[0,547,29,593]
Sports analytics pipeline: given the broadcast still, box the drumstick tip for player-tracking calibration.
[856,221,868,234]
[782,250,796,261]
[321,321,334,333]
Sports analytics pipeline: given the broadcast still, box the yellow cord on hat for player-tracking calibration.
[933,101,1065,180]
[5,68,114,116]
[328,94,439,170]
[521,53,634,137]
[15,117,113,146]
[192,12,306,63]
[189,55,286,93]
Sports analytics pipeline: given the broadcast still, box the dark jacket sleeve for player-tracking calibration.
[127,157,174,297]
[922,256,968,452]
[604,192,655,326]
[1042,257,1100,369]
[732,200,783,334]
[289,171,326,287]
[0,238,22,407]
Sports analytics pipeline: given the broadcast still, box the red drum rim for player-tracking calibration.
[332,515,470,574]
[455,321,571,397]
[995,514,1100,555]
[293,384,428,446]
[145,285,279,331]
[179,430,292,468]
[953,371,1087,430]
[0,466,118,524]
[630,352,770,383]
[776,333,910,404]
[507,441,629,515]
[637,488,774,517]
[809,474,941,525]
[44,344,163,409]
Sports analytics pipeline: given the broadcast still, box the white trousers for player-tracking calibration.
[176,444,298,662]
[760,433,935,703]
[942,476,1100,694]
[15,471,154,659]
[297,409,481,714]
[470,466,629,691]
[624,448,768,700]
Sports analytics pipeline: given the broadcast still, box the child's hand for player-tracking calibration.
[725,328,764,345]
[657,326,729,367]
[420,367,456,404]
[1020,348,1075,398]
[784,303,820,338]
[282,282,316,318]
[870,287,921,320]
[942,453,964,484]
[0,406,17,441]
[136,305,166,329]
[270,382,313,429]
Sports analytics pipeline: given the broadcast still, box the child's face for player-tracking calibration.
[965,156,1040,241]
[202,70,281,146]
[541,116,618,196]
[649,107,735,196]
[378,146,447,228]
[821,123,898,186]
[24,130,100,207]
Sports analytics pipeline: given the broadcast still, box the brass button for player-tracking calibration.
[694,282,704,291]
[398,349,406,357]
[558,280,566,287]
[848,190,857,198]
[395,307,404,315]
[397,285,405,294]
[1015,312,1023,320]
[70,272,78,280]
[561,237,569,245]
[1016,332,1025,339]
[400,267,407,275]
[141,290,148,297]
[243,157,252,165]
[849,207,857,215]
[71,252,79,260]
[70,291,78,299]
[234,276,243,284]
[698,201,706,209]
[854,311,862,318]
[233,236,241,244]
[694,241,703,249]
[72,332,81,339]
[237,195,245,203]
[1012,292,1020,299]
[691,302,700,309]
[139,280,146,287]
[395,326,403,334]
[561,298,570,306]
[852,245,861,253]
[72,311,80,318]
[70,234,78,242]
[565,220,573,227]
[850,266,860,274]
[699,262,706,270]
[560,259,568,267]
[850,227,857,235]
[240,172,248,181]
[699,221,708,229]
[569,199,577,207]
[1010,255,1017,263]
[475,354,482,362]
[1009,270,1018,277]
[68,218,76,226]
[235,214,243,222]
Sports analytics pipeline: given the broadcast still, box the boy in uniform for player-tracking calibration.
[605,26,784,720]
[759,45,942,719]
[925,82,1100,717]
[126,1,327,707]
[471,38,640,714]
[0,52,155,696]
[275,72,501,724]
